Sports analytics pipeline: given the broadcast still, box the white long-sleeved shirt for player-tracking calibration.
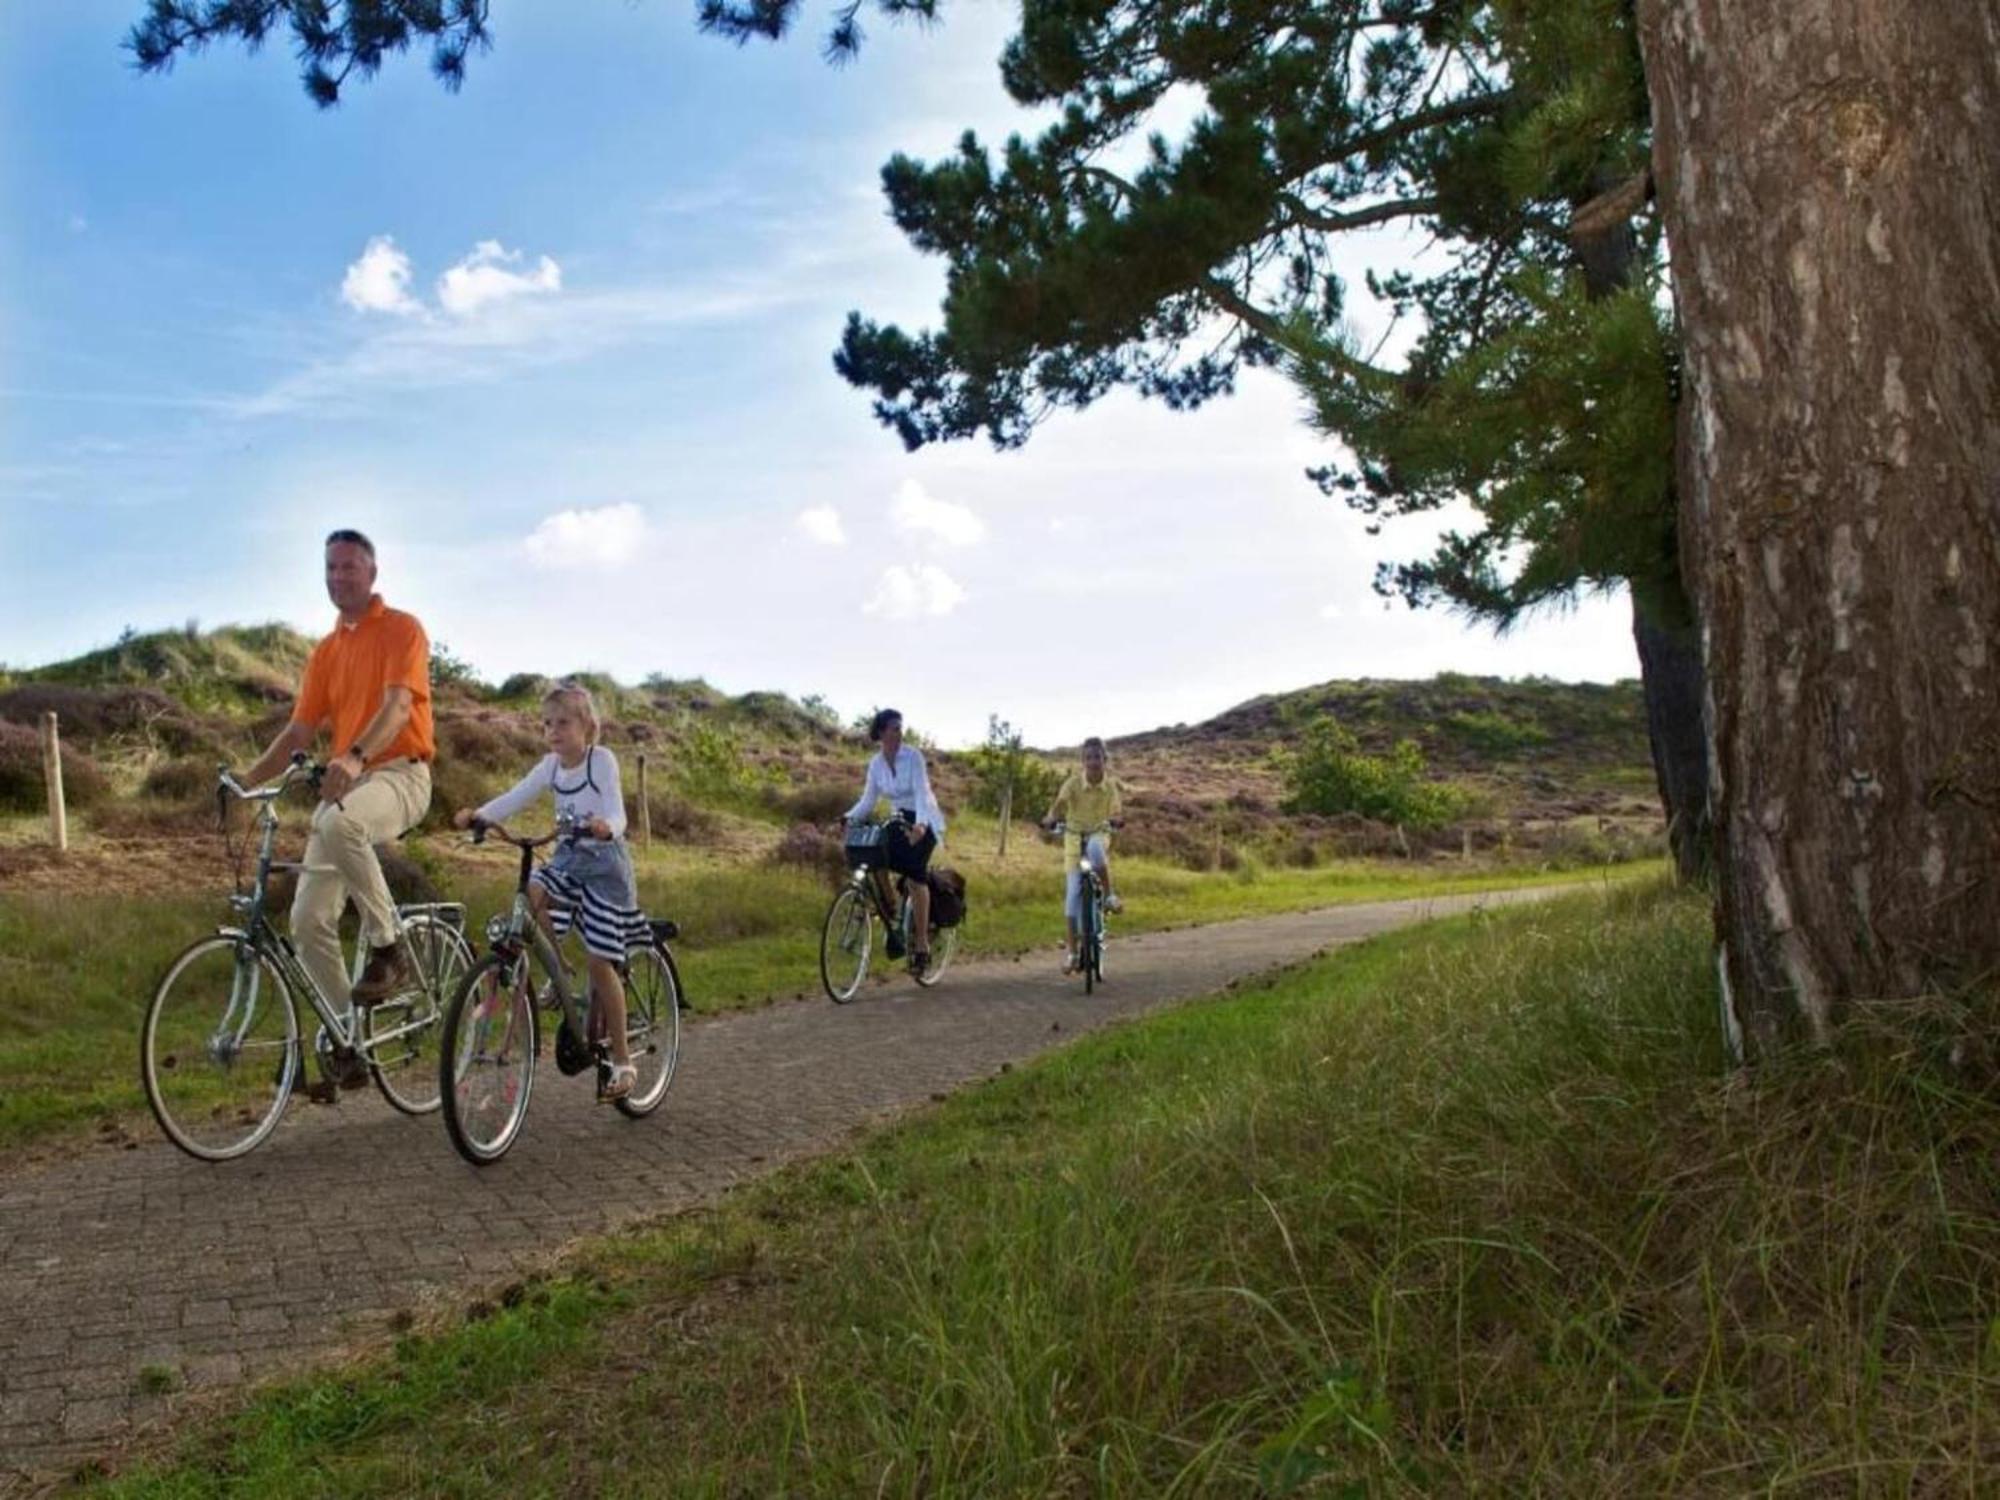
[475,746,628,839]
[845,746,947,837]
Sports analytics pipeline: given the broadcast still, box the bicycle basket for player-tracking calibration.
[844,823,885,868]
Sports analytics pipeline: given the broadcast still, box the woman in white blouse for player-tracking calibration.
[843,708,947,974]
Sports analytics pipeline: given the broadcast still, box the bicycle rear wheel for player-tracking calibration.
[820,885,873,1003]
[366,912,473,1115]
[615,944,683,1118]
[913,924,960,987]
[143,935,301,1161]
[439,953,537,1165]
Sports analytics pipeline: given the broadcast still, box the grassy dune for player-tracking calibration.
[85,883,1999,1495]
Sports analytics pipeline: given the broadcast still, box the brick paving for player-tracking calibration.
[0,886,1564,1487]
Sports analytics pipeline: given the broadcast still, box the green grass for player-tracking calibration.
[0,830,1647,1152]
[80,883,2000,1495]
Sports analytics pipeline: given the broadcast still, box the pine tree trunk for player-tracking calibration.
[1638,0,2000,1050]
[1630,580,1711,887]
[1571,164,1714,890]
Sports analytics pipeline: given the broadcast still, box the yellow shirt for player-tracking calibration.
[1050,771,1124,860]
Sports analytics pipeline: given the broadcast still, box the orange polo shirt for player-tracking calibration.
[294,596,435,766]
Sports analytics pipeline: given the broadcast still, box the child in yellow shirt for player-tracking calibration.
[1040,737,1126,974]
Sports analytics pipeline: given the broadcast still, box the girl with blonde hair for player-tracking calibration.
[455,682,648,1099]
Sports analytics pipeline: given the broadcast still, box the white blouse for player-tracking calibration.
[845,746,947,837]
[475,746,628,839]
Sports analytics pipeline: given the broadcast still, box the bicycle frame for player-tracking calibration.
[480,830,590,1040]
[844,857,913,935]
[218,760,461,1061]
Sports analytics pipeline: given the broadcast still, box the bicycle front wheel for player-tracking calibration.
[366,912,474,1115]
[820,885,873,1003]
[1081,885,1100,994]
[143,935,301,1162]
[913,924,960,987]
[439,953,538,1165]
[615,944,683,1118]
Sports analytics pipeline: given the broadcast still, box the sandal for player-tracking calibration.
[600,1062,638,1103]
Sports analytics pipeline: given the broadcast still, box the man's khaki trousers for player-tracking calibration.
[289,758,432,1009]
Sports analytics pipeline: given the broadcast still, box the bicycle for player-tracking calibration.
[141,753,475,1162]
[438,814,683,1165]
[1048,820,1118,994]
[819,820,961,1002]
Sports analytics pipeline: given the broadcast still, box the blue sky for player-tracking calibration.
[1,0,1639,747]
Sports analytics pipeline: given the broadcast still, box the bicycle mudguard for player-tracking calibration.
[649,919,679,943]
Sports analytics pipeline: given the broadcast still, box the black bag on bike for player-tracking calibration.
[928,867,967,928]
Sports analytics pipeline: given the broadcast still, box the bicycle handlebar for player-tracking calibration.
[1044,820,1122,837]
[216,752,323,804]
[465,811,596,850]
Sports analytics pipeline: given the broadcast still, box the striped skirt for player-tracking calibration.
[531,840,650,962]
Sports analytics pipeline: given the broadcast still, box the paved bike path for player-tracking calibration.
[0,885,1570,1486]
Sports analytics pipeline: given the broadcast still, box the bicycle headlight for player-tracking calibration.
[484,914,511,946]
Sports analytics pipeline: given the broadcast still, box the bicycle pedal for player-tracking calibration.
[304,1078,340,1105]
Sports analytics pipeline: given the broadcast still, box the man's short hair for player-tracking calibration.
[1082,736,1106,754]
[325,528,376,560]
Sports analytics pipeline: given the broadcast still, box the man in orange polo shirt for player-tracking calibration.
[239,529,434,1012]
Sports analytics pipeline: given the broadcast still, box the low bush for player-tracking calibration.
[767,822,846,884]
[435,713,541,772]
[0,684,214,754]
[776,781,855,826]
[1281,717,1469,829]
[0,721,109,812]
[140,756,215,804]
[1441,707,1553,756]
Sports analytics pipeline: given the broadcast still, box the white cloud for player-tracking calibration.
[341,235,421,316]
[522,502,647,569]
[890,479,987,548]
[436,240,562,318]
[1320,603,1344,620]
[795,504,847,546]
[863,563,967,620]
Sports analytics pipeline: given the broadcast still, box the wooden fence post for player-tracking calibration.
[40,712,67,853]
[636,752,652,851]
[996,775,1013,859]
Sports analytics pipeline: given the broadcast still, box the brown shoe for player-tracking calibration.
[350,939,414,1007]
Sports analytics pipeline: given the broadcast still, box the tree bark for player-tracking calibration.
[1631,577,1711,886]
[1638,0,2000,1051]
[1571,167,1714,889]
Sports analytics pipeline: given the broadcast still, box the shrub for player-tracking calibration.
[141,756,215,803]
[0,684,213,754]
[1442,709,1553,756]
[496,673,552,702]
[628,792,724,846]
[429,641,488,695]
[1281,717,1469,830]
[767,821,846,884]
[435,713,540,772]
[0,721,109,812]
[672,721,761,804]
[777,780,856,825]
[422,757,494,831]
[963,715,1065,817]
